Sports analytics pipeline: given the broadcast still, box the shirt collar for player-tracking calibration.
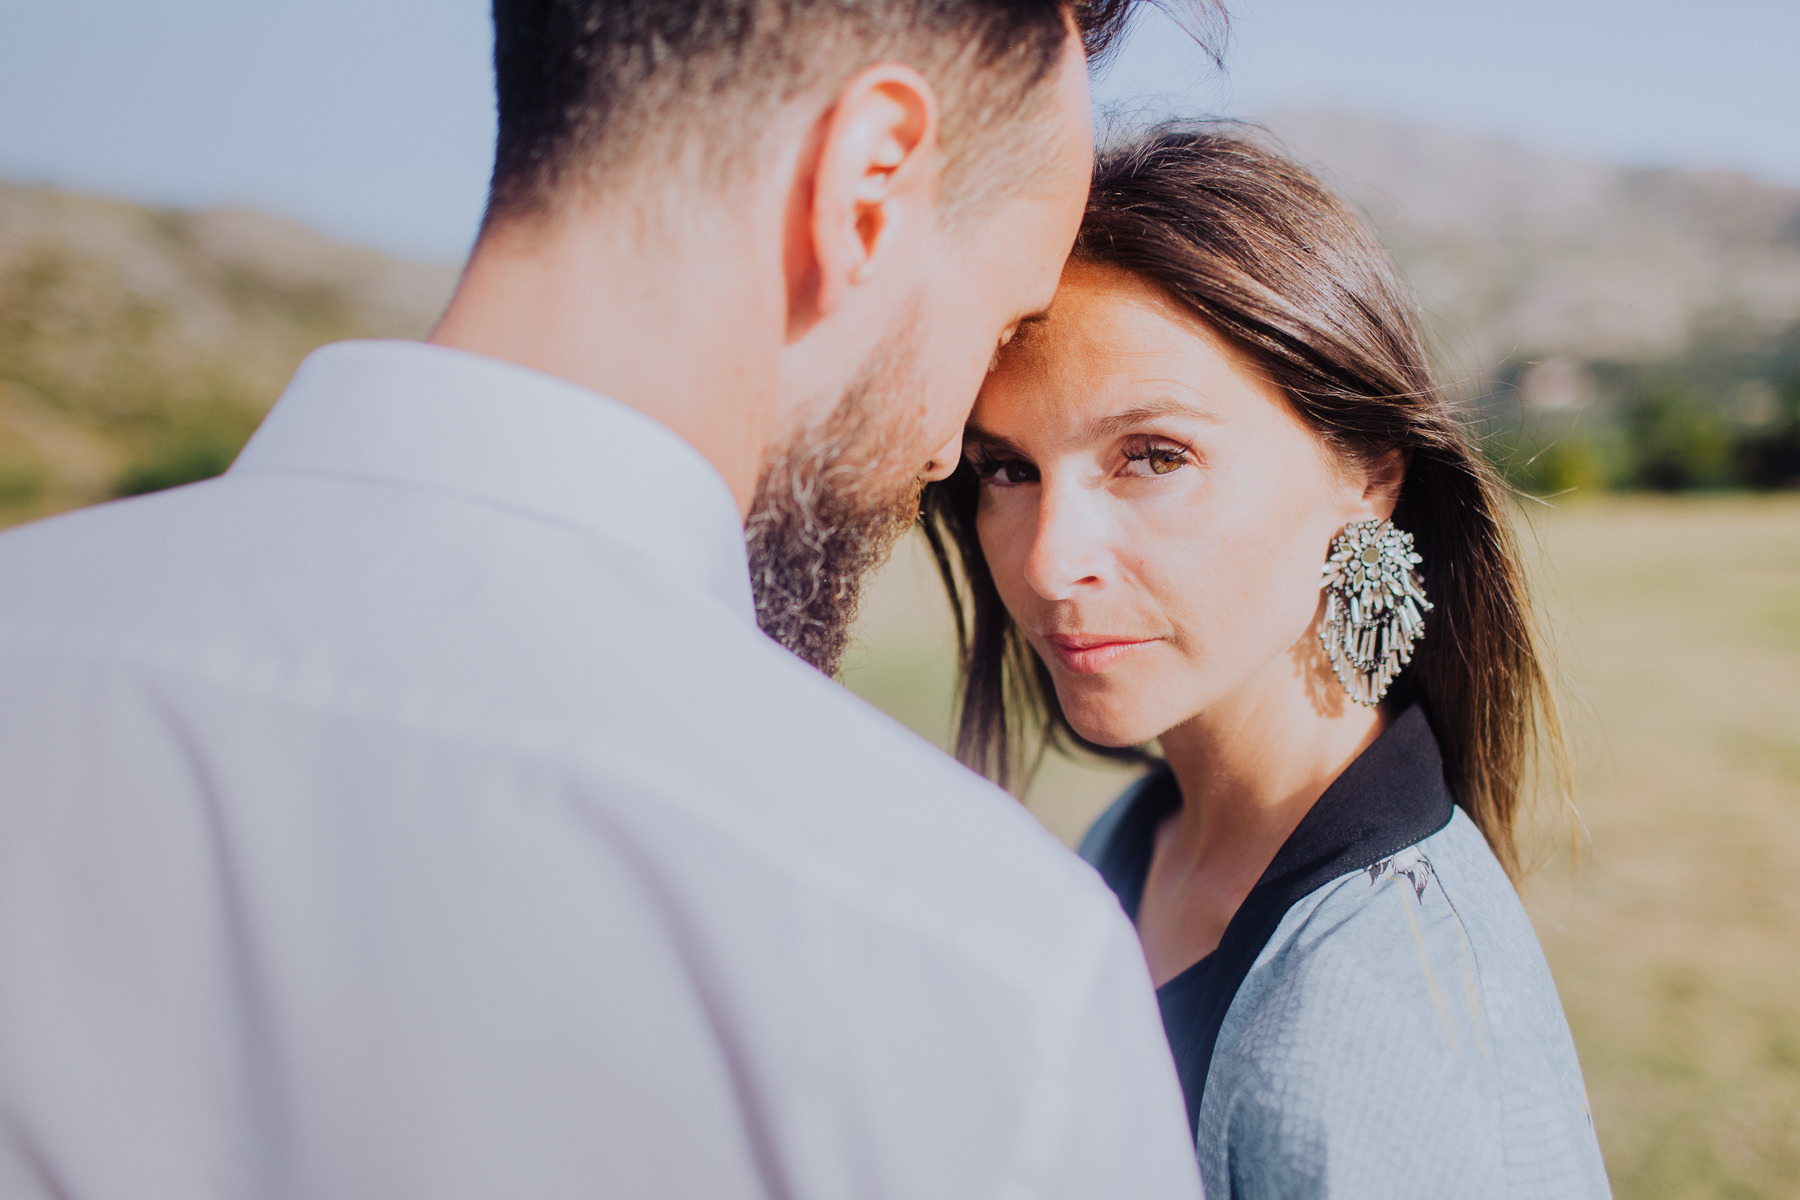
[1088,702,1456,1137]
[1089,702,1455,925]
[232,340,755,622]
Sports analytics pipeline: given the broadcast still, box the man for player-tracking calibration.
[0,3,1208,1197]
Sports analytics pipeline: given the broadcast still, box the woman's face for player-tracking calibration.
[969,262,1392,748]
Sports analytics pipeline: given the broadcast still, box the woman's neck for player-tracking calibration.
[1135,649,1389,987]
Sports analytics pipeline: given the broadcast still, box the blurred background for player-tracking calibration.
[2,2,1796,1194]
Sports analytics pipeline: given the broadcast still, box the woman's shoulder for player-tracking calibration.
[1213,811,1503,1075]
[1199,810,1609,1197]
[1224,813,1519,1043]
[1215,809,1571,1074]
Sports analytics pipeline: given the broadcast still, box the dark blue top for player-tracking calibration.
[1077,705,1611,1198]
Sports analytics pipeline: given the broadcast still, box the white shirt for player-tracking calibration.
[0,341,1202,1200]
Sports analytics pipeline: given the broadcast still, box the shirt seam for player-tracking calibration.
[226,464,754,618]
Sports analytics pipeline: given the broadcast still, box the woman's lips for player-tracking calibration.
[1041,633,1155,675]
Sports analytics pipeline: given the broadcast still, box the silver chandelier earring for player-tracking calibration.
[1319,518,1432,706]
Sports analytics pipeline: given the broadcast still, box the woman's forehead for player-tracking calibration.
[1000,265,1234,376]
[980,281,1255,417]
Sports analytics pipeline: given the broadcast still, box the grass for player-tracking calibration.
[842,494,1800,1198]
[1523,497,1800,1198]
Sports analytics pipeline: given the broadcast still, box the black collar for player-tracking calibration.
[1087,703,1456,1136]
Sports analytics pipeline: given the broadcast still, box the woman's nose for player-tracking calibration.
[1021,484,1107,600]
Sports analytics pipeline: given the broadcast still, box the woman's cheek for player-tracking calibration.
[976,499,1031,600]
[1124,489,1213,588]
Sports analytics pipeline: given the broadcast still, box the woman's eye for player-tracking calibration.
[1121,442,1190,477]
[971,455,1037,486]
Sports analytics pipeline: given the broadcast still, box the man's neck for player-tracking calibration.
[429,208,785,517]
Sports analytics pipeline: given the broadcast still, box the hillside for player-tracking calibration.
[1259,109,1800,373]
[0,181,456,525]
[5,115,1800,523]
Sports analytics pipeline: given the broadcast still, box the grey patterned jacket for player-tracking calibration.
[1080,705,1612,1199]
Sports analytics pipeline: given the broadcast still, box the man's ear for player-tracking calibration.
[785,64,938,339]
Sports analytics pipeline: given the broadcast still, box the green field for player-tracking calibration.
[843,495,1800,1198]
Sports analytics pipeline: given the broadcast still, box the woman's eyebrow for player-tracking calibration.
[961,425,1027,457]
[1084,397,1222,441]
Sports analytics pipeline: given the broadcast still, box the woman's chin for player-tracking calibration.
[1059,699,1166,751]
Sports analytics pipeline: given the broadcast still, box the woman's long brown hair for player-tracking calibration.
[921,123,1569,879]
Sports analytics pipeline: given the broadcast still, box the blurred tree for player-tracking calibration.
[1527,435,1614,496]
[0,183,451,529]
[1735,377,1800,489]
[114,399,262,498]
[1620,377,1734,490]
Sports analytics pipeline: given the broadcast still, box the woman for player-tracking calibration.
[923,127,1611,1197]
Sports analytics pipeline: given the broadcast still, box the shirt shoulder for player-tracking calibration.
[0,386,1203,1200]
[1199,825,1503,1197]
[1199,811,1609,1199]
[0,472,1124,996]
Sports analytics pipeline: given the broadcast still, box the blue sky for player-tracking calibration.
[3,0,1796,262]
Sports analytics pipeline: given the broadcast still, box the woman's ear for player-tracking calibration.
[1358,448,1408,520]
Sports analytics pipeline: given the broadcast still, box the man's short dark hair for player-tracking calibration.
[484,1,1211,228]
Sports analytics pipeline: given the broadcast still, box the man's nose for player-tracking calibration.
[1021,483,1106,600]
[920,427,964,483]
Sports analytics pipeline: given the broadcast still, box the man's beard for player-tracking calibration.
[746,333,928,677]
